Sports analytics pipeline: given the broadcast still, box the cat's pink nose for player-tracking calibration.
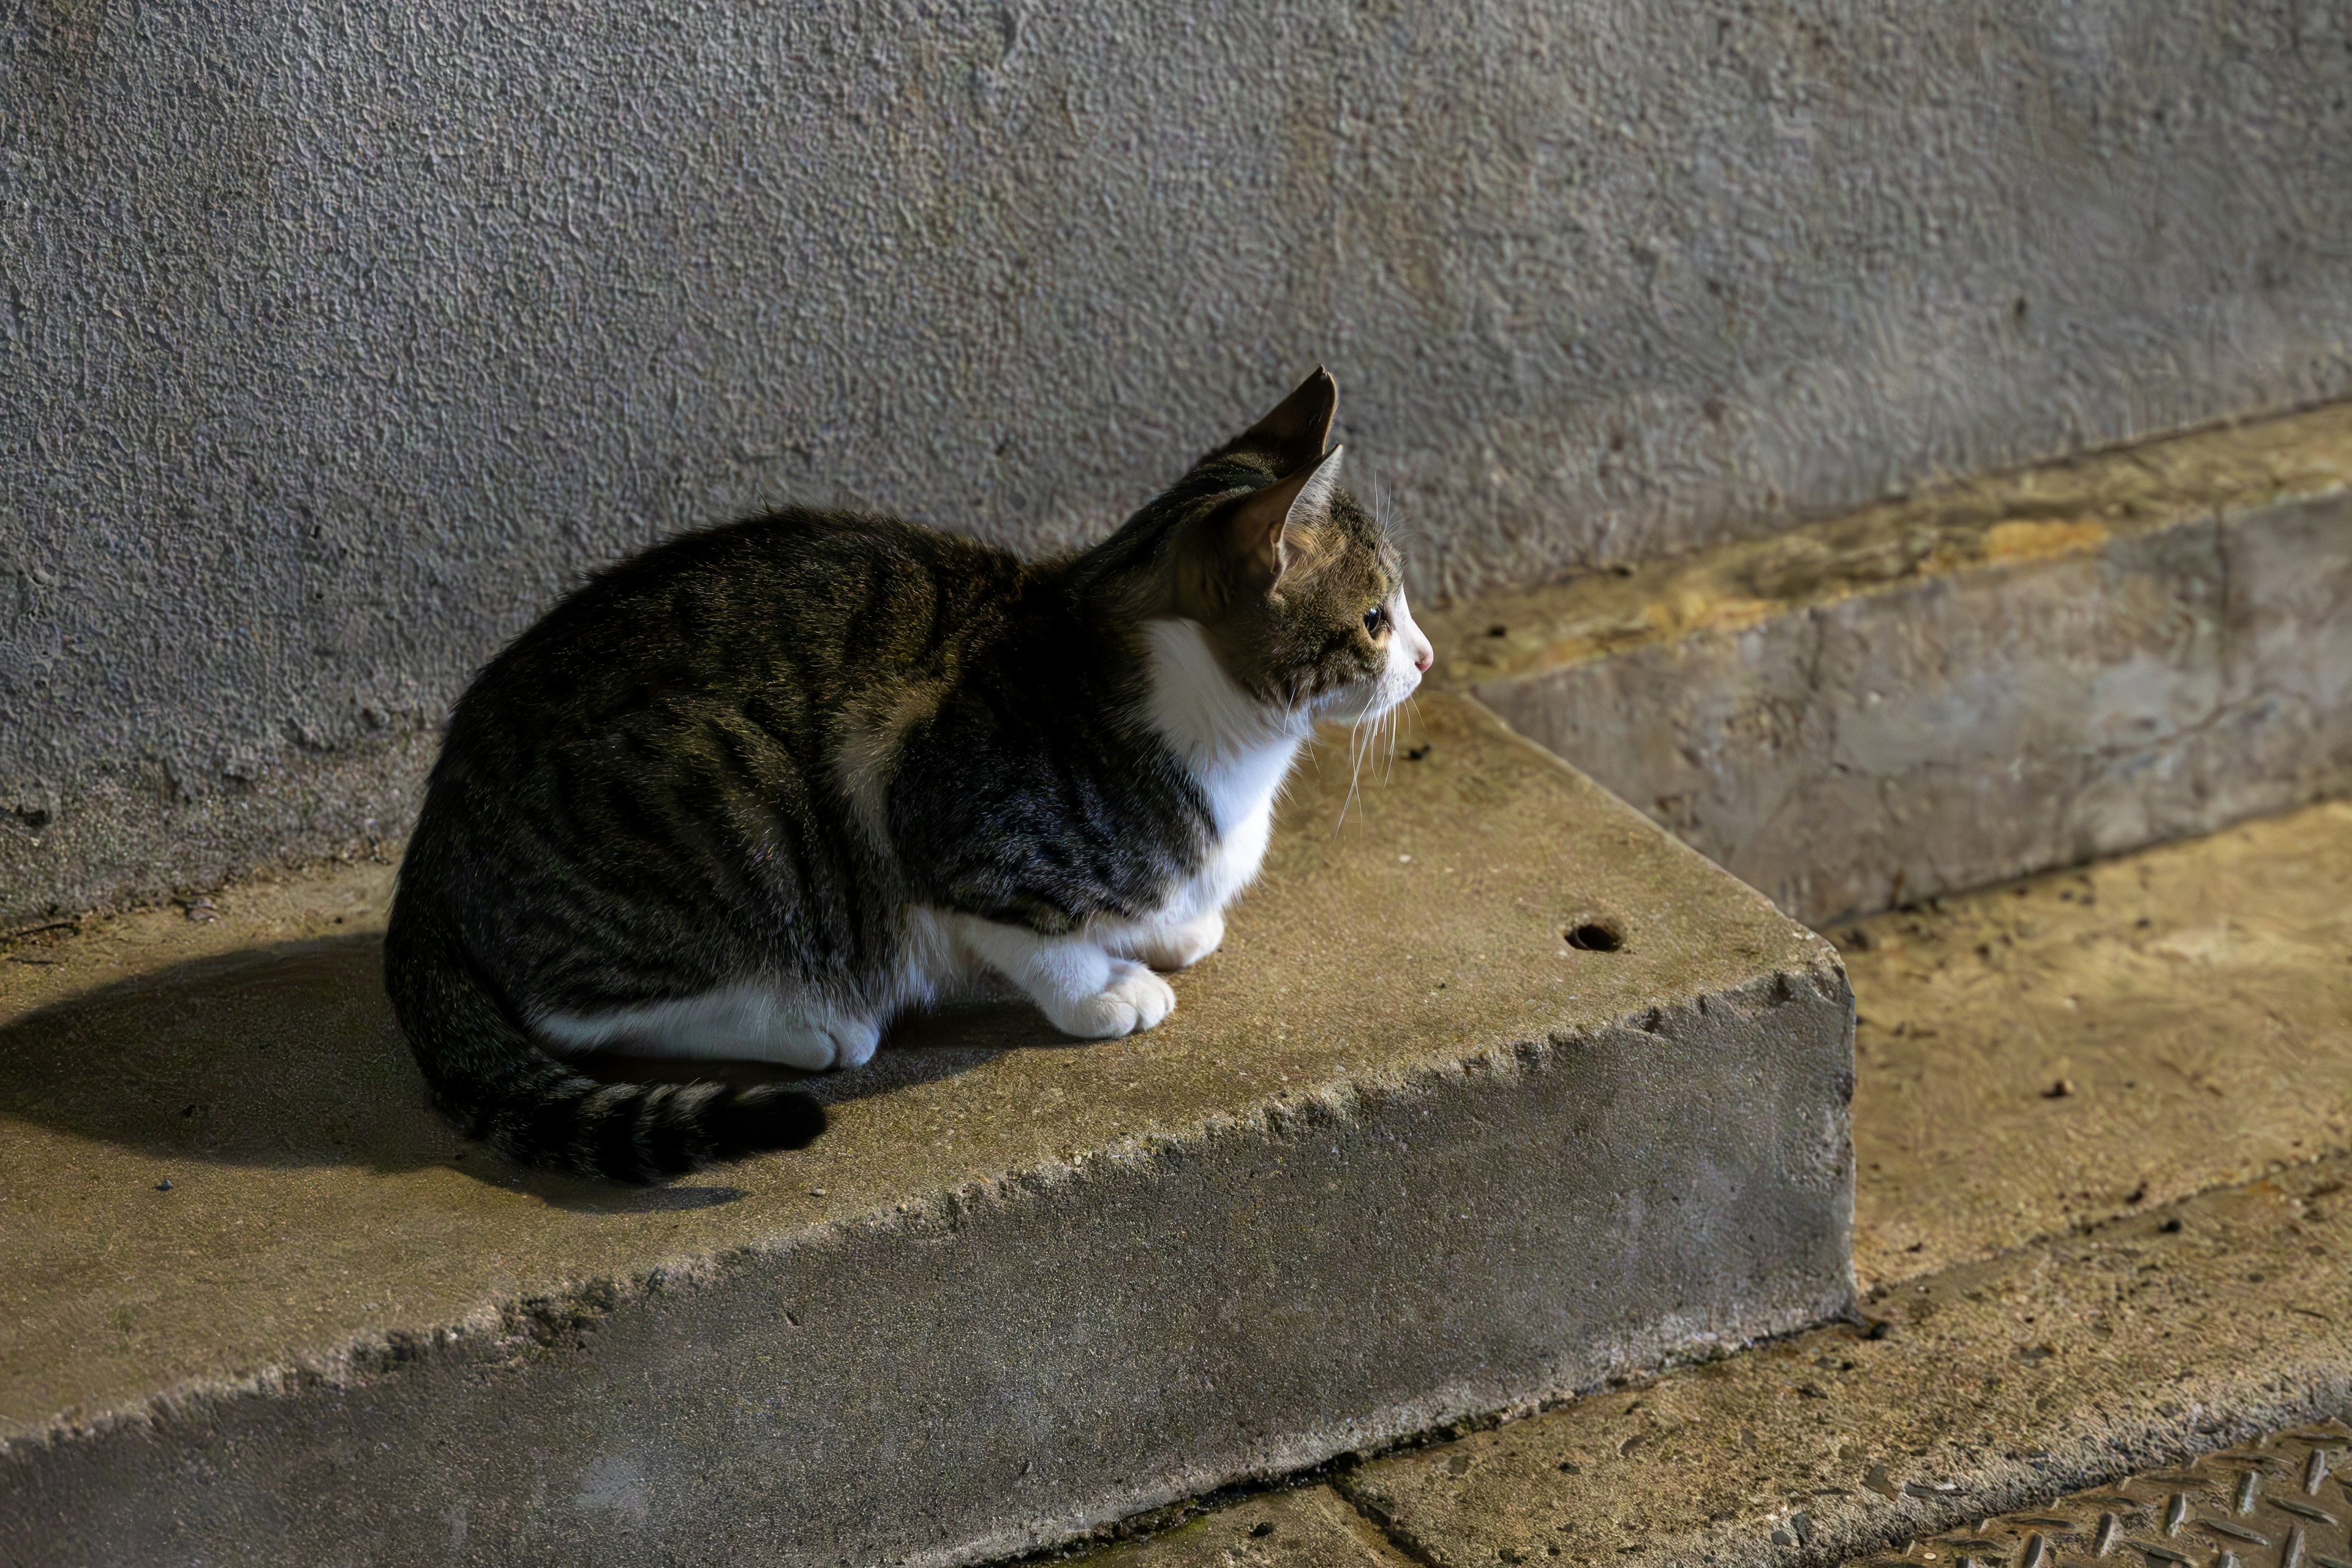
[1413,641,1433,674]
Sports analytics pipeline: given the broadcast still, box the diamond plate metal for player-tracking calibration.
[1853,1425,2352,1568]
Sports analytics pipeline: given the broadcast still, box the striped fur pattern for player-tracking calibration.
[384,369,1433,1181]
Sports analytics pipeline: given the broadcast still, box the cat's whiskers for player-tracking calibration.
[1337,693,1379,829]
[1340,714,1368,827]
[1334,668,1414,826]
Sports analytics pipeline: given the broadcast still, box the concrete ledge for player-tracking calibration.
[1427,401,2352,924]
[0,693,1852,1568]
[1101,1157,2352,1568]
[1335,1155,2352,1568]
[1085,796,2352,1568]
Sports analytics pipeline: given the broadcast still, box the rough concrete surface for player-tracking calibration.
[1087,1488,1412,1568]
[0,695,1853,1568]
[1842,799,2352,1293]
[1079,793,2352,1568]
[1106,1420,2352,1568]
[1333,1158,2352,1568]
[11,2,2352,923]
[1438,401,2352,924]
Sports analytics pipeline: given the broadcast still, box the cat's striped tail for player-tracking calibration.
[381,911,826,1184]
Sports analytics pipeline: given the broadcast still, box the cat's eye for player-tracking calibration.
[1363,606,1387,636]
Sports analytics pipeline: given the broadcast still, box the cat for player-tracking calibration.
[383,369,1433,1182]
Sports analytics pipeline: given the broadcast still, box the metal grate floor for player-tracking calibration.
[1858,1423,2352,1568]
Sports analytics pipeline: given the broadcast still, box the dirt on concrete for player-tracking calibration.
[1335,1158,2352,1568]
[1094,1156,2352,1568]
[1840,798,2352,1292]
[1087,1487,1414,1568]
[1085,796,2352,1568]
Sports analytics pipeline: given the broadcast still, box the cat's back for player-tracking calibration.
[449,508,1029,746]
[401,507,1038,989]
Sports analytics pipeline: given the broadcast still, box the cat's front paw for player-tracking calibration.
[1044,959,1177,1039]
[1129,911,1225,972]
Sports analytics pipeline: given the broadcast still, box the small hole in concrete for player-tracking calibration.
[1564,922,1623,952]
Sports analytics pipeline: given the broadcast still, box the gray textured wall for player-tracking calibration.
[6,0,2352,922]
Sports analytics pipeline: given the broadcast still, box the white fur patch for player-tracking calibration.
[538,984,881,1071]
[1138,617,1310,919]
[1383,589,1433,693]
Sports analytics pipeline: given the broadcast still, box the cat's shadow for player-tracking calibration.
[0,933,1072,1198]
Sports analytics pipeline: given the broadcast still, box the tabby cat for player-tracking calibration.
[383,369,1433,1182]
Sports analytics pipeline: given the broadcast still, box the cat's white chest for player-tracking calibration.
[1167,742,1291,921]
[1135,618,1306,934]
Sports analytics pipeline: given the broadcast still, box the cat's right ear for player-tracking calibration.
[1205,368,1338,473]
[1177,445,1346,616]
[1216,445,1344,589]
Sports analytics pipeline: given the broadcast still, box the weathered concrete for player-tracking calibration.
[1087,1488,1414,1568]
[1333,1158,2352,1568]
[1842,797,2352,1292]
[1110,1419,2352,1568]
[0,694,1853,1568]
[1433,402,2352,925]
[1077,792,2352,1568]
[11,2,2352,925]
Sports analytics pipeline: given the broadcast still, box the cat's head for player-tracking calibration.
[1139,369,1433,725]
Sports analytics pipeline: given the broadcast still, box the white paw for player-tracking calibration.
[758,1025,840,1071]
[760,1015,881,1071]
[1044,960,1178,1039]
[827,1017,883,1070]
[1131,911,1226,973]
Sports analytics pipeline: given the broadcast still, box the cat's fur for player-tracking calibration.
[383,370,1432,1182]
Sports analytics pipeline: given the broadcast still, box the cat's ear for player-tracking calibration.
[1223,445,1346,586]
[1210,367,1338,473]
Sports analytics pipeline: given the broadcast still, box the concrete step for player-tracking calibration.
[1074,792,2352,1568]
[1101,1157,2352,1568]
[0,692,1853,1568]
[1841,797,2352,1291]
[1424,401,2352,925]
[1344,1155,2352,1568]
